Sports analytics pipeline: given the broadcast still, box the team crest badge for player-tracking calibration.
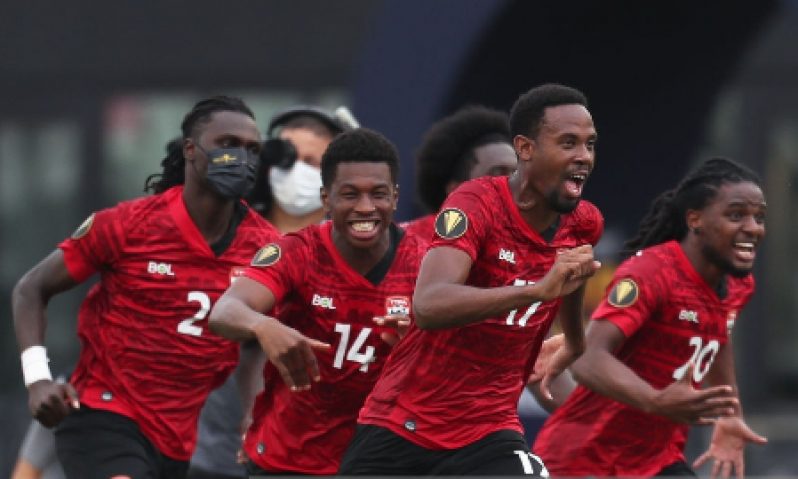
[71,213,95,239]
[385,296,411,316]
[251,244,281,267]
[434,208,468,240]
[607,278,638,308]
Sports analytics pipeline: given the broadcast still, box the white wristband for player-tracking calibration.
[21,345,53,388]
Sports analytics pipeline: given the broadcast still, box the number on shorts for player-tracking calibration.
[513,450,549,476]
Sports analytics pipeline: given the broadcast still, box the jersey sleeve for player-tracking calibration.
[58,206,127,282]
[243,233,306,305]
[590,262,661,337]
[428,181,491,262]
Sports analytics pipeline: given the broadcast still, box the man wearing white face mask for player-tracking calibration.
[252,106,359,233]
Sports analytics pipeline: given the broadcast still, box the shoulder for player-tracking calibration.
[565,200,604,243]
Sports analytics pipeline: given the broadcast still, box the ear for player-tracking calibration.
[183,138,195,162]
[513,134,535,162]
[685,209,703,233]
[320,187,330,215]
[392,183,400,211]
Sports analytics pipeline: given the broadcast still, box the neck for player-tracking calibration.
[331,227,391,275]
[268,204,326,234]
[182,183,235,245]
[679,237,726,289]
[508,171,560,233]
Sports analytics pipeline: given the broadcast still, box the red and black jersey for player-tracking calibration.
[399,213,435,244]
[533,240,754,477]
[358,176,603,449]
[242,222,426,474]
[60,186,279,461]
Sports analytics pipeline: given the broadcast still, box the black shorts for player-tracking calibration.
[55,406,189,479]
[657,460,697,477]
[338,424,548,476]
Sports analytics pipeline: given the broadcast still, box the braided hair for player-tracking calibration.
[624,157,761,254]
[415,106,511,212]
[143,95,255,194]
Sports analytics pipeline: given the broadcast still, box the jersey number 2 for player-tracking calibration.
[177,291,211,337]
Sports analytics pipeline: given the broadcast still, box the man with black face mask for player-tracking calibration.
[12,95,279,479]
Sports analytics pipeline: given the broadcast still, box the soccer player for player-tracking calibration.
[404,105,517,239]
[338,83,602,476]
[12,95,280,479]
[209,128,426,475]
[533,157,767,478]
[189,105,357,479]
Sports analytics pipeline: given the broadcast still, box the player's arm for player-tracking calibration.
[571,320,738,424]
[12,250,81,427]
[692,335,767,479]
[209,278,330,391]
[413,245,599,330]
[532,286,587,402]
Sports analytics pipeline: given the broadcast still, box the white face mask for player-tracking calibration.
[268,161,323,216]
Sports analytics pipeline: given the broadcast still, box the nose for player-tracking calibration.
[354,193,376,213]
[742,215,765,237]
[574,143,595,168]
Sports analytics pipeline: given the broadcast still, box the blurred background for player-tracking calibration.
[1,0,797,475]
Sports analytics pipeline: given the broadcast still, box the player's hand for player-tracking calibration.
[252,318,331,392]
[536,338,582,402]
[374,314,411,347]
[692,416,767,479]
[28,379,80,428]
[528,334,564,385]
[651,362,738,424]
[534,245,600,301]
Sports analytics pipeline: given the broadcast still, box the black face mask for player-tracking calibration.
[197,146,258,199]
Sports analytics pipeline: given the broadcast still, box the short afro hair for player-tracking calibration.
[415,106,511,212]
[509,84,588,139]
[321,128,400,188]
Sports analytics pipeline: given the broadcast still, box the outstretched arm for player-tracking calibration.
[209,277,330,392]
[692,337,767,479]
[413,245,600,330]
[571,320,738,424]
[13,249,81,427]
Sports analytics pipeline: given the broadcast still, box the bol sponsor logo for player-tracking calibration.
[312,294,336,310]
[147,261,175,276]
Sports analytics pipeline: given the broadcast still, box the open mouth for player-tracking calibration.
[348,220,380,239]
[563,172,588,198]
[733,241,756,263]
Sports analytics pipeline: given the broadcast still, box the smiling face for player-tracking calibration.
[688,181,766,277]
[515,104,596,213]
[322,161,398,251]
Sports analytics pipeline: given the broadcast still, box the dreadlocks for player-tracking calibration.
[143,95,255,194]
[624,157,761,254]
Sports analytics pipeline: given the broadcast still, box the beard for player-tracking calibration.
[702,243,752,278]
[546,189,580,214]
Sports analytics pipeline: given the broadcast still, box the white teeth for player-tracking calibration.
[351,221,376,232]
[735,242,754,250]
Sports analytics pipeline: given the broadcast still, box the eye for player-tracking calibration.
[586,140,596,151]
[728,211,743,221]
[562,139,575,149]
[755,212,766,224]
